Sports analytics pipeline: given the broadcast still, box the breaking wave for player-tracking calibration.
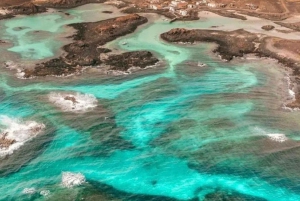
[253,127,288,142]
[0,115,45,158]
[48,92,98,112]
[61,172,86,188]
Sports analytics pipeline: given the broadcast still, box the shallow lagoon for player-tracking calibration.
[0,3,300,201]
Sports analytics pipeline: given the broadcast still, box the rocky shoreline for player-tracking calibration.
[161,28,300,109]
[205,9,247,21]
[34,0,105,9]
[275,21,300,32]
[22,14,159,78]
[0,2,46,20]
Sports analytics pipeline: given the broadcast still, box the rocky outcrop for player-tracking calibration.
[105,51,159,71]
[161,28,257,61]
[161,28,300,109]
[262,25,275,31]
[8,2,45,13]
[0,2,46,20]
[34,0,106,8]
[275,21,300,32]
[23,14,159,78]
[64,96,79,104]
[0,132,16,149]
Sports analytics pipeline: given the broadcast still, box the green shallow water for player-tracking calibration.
[0,4,300,201]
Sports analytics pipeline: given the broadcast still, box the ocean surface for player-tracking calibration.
[0,4,300,201]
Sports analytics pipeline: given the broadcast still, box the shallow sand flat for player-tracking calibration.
[198,11,300,39]
[0,3,123,64]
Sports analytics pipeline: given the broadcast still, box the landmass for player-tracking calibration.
[0,0,297,21]
[0,2,46,20]
[275,21,300,32]
[161,28,300,109]
[1,0,300,108]
[22,14,159,78]
[261,25,275,30]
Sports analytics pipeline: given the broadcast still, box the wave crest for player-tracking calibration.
[0,115,45,158]
[49,92,98,112]
[267,134,288,143]
[61,172,86,188]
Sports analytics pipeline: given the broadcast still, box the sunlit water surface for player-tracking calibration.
[0,3,300,201]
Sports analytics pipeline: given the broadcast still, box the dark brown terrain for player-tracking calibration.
[161,28,300,108]
[275,21,300,31]
[262,25,275,30]
[33,0,105,8]
[0,0,30,7]
[0,2,46,20]
[23,14,159,77]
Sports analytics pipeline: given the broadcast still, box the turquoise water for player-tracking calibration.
[0,4,300,201]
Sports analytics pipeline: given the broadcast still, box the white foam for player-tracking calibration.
[48,92,98,112]
[0,115,45,158]
[0,9,11,15]
[40,190,50,196]
[253,127,288,142]
[289,89,295,98]
[4,61,19,70]
[284,75,296,101]
[61,172,86,188]
[4,61,28,79]
[22,188,36,195]
[267,134,288,142]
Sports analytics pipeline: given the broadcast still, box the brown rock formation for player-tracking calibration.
[161,28,300,109]
[161,28,257,61]
[64,96,79,104]
[0,133,16,149]
[0,2,46,20]
[24,14,159,78]
[262,25,275,31]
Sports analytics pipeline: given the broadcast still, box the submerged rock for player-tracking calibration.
[0,2,46,20]
[105,51,159,71]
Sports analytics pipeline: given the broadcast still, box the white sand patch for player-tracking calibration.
[267,134,288,143]
[197,11,300,40]
[0,116,45,158]
[61,172,86,188]
[48,92,98,112]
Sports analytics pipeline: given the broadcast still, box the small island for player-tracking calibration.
[22,14,159,78]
